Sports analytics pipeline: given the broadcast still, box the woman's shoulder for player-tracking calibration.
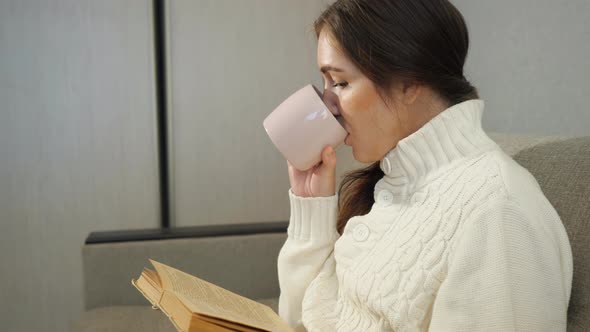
[456,149,566,241]
[482,148,548,206]
[431,148,555,225]
[449,148,545,204]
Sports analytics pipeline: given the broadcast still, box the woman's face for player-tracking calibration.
[317,29,432,163]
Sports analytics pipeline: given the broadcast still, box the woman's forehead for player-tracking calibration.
[317,30,353,73]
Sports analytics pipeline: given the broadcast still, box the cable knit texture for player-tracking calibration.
[277,99,573,331]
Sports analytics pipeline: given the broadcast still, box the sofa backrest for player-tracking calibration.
[82,232,288,310]
[512,137,590,331]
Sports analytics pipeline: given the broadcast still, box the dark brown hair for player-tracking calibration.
[313,0,479,234]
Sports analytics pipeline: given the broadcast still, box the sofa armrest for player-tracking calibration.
[82,221,288,310]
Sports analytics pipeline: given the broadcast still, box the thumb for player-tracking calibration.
[318,145,337,173]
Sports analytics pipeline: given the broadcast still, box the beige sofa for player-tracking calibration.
[72,132,590,331]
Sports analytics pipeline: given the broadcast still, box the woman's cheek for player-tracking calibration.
[339,91,355,115]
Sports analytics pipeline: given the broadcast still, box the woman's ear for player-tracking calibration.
[401,81,421,105]
[390,81,421,106]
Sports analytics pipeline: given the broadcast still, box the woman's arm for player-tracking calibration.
[277,188,341,331]
[428,197,572,331]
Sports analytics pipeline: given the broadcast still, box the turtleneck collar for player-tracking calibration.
[374,99,499,202]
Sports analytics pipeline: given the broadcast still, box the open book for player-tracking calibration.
[131,259,294,332]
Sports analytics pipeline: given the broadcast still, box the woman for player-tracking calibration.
[277,0,573,331]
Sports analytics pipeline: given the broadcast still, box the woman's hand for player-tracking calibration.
[288,145,337,197]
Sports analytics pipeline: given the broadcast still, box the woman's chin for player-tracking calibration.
[350,146,367,163]
[350,147,380,164]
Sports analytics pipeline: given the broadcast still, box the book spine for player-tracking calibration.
[131,279,185,331]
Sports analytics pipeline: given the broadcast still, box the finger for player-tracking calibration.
[318,145,337,173]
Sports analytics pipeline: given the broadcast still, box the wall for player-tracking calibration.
[0,1,160,331]
[166,0,347,227]
[453,0,590,135]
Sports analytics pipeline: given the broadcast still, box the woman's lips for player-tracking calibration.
[336,117,350,144]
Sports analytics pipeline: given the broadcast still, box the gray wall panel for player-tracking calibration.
[453,0,590,135]
[0,1,159,331]
[168,0,348,227]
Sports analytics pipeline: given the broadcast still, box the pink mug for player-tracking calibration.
[263,84,348,171]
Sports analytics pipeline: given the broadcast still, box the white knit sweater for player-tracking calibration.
[277,99,573,332]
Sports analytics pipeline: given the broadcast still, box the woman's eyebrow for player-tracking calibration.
[320,65,345,73]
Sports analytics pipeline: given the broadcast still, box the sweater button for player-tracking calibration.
[377,189,393,206]
[380,157,392,175]
[353,223,370,242]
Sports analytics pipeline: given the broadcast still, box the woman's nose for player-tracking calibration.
[322,89,341,116]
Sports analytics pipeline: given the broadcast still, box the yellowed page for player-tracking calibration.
[197,314,262,332]
[144,268,162,288]
[150,259,294,332]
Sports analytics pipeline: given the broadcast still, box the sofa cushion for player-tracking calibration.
[83,233,287,310]
[71,298,279,332]
[71,306,176,332]
[513,136,590,331]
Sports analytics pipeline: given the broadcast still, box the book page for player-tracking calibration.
[143,268,161,288]
[150,259,294,332]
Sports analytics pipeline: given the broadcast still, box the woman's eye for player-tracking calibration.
[332,82,348,88]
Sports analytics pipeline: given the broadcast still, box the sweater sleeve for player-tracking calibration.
[428,197,572,331]
[277,188,341,332]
